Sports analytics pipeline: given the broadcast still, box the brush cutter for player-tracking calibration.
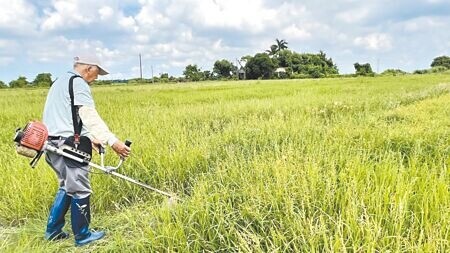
[13,121,178,201]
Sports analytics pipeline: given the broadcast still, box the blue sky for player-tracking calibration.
[0,0,449,83]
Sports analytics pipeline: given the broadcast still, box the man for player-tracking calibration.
[42,55,131,246]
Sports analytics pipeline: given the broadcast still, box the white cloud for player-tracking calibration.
[23,36,119,66]
[135,2,171,28]
[118,16,138,32]
[336,7,370,23]
[40,0,135,32]
[400,16,447,32]
[0,39,18,49]
[0,56,14,66]
[41,0,93,31]
[99,6,114,20]
[185,0,278,33]
[180,30,193,42]
[282,24,312,41]
[354,33,392,51]
[1,0,450,81]
[171,59,193,68]
[135,35,150,43]
[0,0,38,35]
[153,43,174,55]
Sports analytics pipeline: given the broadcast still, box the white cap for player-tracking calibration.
[73,55,109,75]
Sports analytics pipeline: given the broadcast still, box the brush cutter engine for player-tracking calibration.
[14,121,48,152]
[14,121,49,167]
[14,121,91,168]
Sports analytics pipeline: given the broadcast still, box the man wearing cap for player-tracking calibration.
[42,55,131,246]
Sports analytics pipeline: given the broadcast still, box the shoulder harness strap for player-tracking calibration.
[68,75,83,143]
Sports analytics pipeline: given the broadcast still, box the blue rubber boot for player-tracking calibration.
[45,189,71,240]
[71,196,105,246]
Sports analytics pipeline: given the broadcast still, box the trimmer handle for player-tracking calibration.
[98,145,105,154]
[118,139,132,162]
[98,140,130,154]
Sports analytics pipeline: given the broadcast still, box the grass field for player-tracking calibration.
[0,74,449,252]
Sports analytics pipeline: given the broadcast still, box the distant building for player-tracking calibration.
[238,68,246,80]
[275,67,287,78]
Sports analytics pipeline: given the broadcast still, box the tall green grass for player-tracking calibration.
[0,74,449,252]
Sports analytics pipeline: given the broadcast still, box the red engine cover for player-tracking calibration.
[21,121,48,151]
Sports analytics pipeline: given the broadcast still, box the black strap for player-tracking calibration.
[69,75,83,136]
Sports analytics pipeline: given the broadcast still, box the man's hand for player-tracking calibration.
[91,138,102,153]
[111,140,131,159]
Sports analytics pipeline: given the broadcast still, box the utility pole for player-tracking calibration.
[151,65,154,84]
[139,54,143,80]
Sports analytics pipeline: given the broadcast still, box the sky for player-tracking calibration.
[0,0,449,83]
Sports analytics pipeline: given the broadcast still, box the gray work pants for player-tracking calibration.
[45,139,92,199]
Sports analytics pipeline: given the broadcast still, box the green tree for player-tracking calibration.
[202,70,213,80]
[430,66,448,73]
[316,51,339,75]
[354,63,375,76]
[159,73,169,83]
[245,53,276,79]
[381,69,408,76]
[276,38,288,51]
[240,55,253,63]
[92,80,112,85]
[9,76,29,88]
[183,64,202,81]
[32,73,53,87]
[277,50,293,68]
[266,39,289,57]
[431,55,450,69]
[213,59,236,78]
[0,80,8,88]
[265,45,279,56]
[287,51,338,78]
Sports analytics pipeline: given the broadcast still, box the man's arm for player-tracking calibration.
[78,106,130,158]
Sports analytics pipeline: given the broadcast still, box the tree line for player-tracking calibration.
[182,39,339,81]
[1,41,450,88]
[0,73,53,88]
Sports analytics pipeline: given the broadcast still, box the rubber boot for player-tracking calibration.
[71,196,105,246]
[45,189,71,240]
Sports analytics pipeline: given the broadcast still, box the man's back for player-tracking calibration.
[43,72,94,137]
